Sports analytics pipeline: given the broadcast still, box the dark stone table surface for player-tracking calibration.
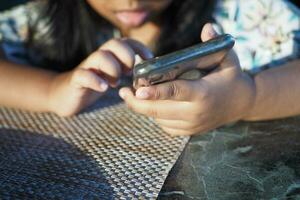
[158,117,300,200]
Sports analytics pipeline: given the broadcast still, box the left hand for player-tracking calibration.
[119,24,257,136]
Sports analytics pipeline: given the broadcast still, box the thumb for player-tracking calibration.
[201,23,240,70]
[135,80,196,101]
[201,23,219,42]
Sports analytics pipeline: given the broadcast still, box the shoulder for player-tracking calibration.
[214,0,300,29]
[0,1,46,43]
[214,0,300,73]
[0,1,48,64]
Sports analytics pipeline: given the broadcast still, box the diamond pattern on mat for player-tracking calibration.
[0,92,188,199]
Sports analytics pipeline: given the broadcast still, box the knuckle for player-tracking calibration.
[126,103,140,114]
[146,107,159,118]
[102,38,122,48]
[84,51,107,67]
[97,49,112,58]
[70,69,84,83]
[186,112,202,123]
[126,103,134,111]
[95,50,122,77]
[96,50,117,65]
[183,102,202,121]
[167,82,177,98]
[89,51,103,61]
[196,84,209,101]
[153,82,179,100]
[153,87,161,100]
[120,52,135,68]
[125,54,135,67]
[189,123,202,131]
[124,99,136,111]
[108,40,121,49]
[102,39,135,67]
[193,103,204,116]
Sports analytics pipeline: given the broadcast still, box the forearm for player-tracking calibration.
[0,59,57,112]
[244,60,300,121]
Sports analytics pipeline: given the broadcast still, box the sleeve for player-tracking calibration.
[214,0,300,73]
[0,2,40,65]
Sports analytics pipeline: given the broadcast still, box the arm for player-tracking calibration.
[119,24,300,136]
[0,58,56,112]
[244,60,300,121]
[0,38,153,116]
[120,55,300,136]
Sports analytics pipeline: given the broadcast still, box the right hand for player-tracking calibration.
[47,38,153,117]
[120,24,256,136]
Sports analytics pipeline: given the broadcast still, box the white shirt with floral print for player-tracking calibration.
[0,0,300,73]
[214,0,300,73]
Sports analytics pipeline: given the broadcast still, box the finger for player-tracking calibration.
[121,38,154,60]
[220,50,241,71]
[160,125,211,136]
[80,51,122,87]
[155,118,200,130]
[119,87,190,120]
[71,69,109,92]
[201,23,219,42]
[100,39,135,71]
[160,126,196,137]
[200,24,241,71]
[135,80,197,101]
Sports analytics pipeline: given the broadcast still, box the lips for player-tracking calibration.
[115,10,149,27]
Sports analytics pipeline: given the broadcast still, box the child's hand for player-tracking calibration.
[48,38,153,116]
[119,24,257,136]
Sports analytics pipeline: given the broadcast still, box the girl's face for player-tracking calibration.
[86,0,173,29]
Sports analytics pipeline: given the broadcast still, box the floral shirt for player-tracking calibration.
[0,0,300,73]
[214,0,300,73]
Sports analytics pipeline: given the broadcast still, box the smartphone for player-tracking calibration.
[133,34,235,89]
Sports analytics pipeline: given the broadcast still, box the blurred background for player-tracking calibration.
[0,0,27,11]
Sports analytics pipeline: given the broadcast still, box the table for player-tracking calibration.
[1,88,300,199]
[159,117,300,199]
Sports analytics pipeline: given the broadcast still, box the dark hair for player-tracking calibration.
[29,0,216,71]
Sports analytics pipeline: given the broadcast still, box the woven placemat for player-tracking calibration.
[0,90,189,199]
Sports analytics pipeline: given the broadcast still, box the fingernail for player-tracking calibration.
[119,90,126,99]
[136,89,150,99]
[100,81,108,91]
[208,23,218,37]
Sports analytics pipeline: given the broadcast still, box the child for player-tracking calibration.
[0,0,300,136]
